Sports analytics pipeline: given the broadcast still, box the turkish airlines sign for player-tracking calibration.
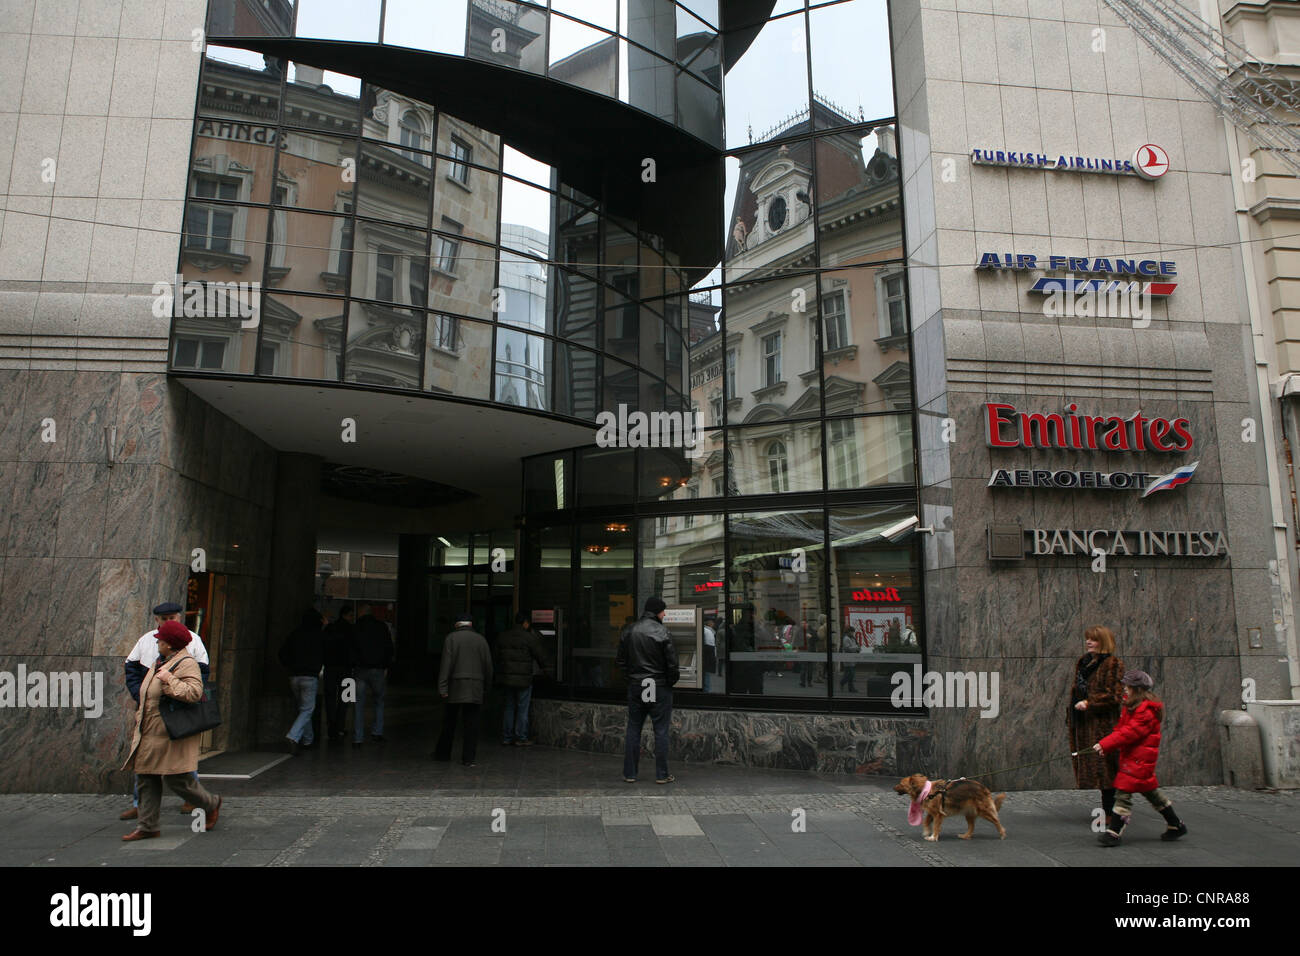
[984,403,1193,453]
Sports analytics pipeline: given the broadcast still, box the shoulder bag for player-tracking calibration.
[157,656,223,740]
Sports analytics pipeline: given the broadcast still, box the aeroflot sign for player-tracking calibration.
[984,403,1194,453]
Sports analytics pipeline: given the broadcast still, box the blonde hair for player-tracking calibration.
[1084,625,1116,654]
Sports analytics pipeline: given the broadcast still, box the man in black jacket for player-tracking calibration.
[495,611,550,745]
[350,605,395,746]
[279,608,325,754]
[615,597,679,784]
[321,607,355,740]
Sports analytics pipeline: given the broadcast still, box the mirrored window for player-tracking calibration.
[723,12,809,149]
[171,281,261,375]
[285,63,361,134]
[345,298,425,389]
[548,15,617,97]
[467,0,548,74]
[809,0,895,128]
[554,0,616,31]
[495,328,550,409]
[498,251,550,332]
[724,140,814,282]
[383,0,469,55]
[295,0,380,41]
[818,264,910,416]
[576,519,634,690]
[430,235,498,320]
[723,273,819,422]
[355,140,434,228]
[273,130,356,214]
[726,420,822,495]
[426,314,493,399]
[554,340,600,418]
[824,414,914,489]
[259,292,347,381]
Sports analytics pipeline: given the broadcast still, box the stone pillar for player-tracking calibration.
[256,453,321,744]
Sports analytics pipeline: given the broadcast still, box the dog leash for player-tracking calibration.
[947,751,1084,783]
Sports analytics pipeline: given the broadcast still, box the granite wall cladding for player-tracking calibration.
[0,370,278,792]
[530,700,934,776]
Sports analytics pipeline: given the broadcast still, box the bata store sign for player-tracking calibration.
[984,402,1198,498]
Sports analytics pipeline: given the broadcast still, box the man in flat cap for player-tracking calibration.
[119,601,209,821]
[434,615,493,767]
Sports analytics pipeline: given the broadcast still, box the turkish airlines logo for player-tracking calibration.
[1132,144,1170,180]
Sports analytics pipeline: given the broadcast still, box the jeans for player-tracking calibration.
[354,667,387,742]
[287,676,318,745]
[435,702,481,764]
[133,771,198,807]
[623,682,672,781]
[502,685,533,742]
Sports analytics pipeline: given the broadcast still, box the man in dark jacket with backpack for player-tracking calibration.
[495,611,550,746]
[616,597,679,784]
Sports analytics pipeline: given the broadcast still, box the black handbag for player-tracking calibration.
[156,656,223,740]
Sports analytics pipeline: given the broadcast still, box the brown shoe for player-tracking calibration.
[119,807,138,821]
[121,829,160,842]
[205,796,221,831]
[180,802,196,813]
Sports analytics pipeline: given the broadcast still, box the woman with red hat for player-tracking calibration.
[120,620,223,841]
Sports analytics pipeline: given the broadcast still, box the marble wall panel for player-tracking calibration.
[115,371,166,465]
[91,557,153,658]
[45,556,102,656]
[1,557,54,648]
[529,699,934,776]
[101,462,160,559]
[0,654,130,794]
[1158,655,1238,785]
[20,371,72,464]
[53,461,109,558]
[1038,565,1085,658]
[61,370,121,463]
[0,368,30,460]
[6,461,65,556]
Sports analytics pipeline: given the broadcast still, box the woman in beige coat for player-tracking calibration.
[121,620,222,841]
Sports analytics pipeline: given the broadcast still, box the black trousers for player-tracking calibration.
[435,702,481,764]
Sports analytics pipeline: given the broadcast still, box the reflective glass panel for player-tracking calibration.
[523,450,572,513]
[604,285,639,365]
[677,0,718,29]
[259,292,346,381]
[295,0,380,41]
[467,0,548,74]
[435,158,499,245]
[548,16,616,97]
[818,264,910,416]
[355,140,434,228]
[552,267,600,347]
[500,178,553,255]
[273,130,356,213]
[498,252,550,332]
[426,314,493,399]
[725,507,825,699]
[637,426,720,501]
[284,64,361,134]
[170,281,260,375]
[345,299,424,389]
[554,341,600,419]
[676,67,721,145]
[383,0,469,55]
[182,192,267,284]
[824,414,914,489]
[723,273,819,421]
[829,503,922,703]
[602,356,640,414]
[638,512,725,691]
[723,12,809,148]
[206,4,293,38]
[809,0,895,128]
[726,420,823,495]
[360,84,434,148]
[430,235,497,320]
[577,445,634,506]
[576,519,634,690]
[816,125,902,249]
[347,221,429,306]
[553,0,616,31]
[495,328,550,409]
[724,139,814,281]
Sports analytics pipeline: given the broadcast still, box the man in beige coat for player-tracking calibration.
[121,621,222,841]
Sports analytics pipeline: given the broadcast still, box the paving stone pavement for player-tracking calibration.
[3,741,1297,867]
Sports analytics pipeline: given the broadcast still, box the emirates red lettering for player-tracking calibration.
[984,403,1194,452]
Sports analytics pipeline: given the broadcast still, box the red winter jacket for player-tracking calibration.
[1099,700,1163,792]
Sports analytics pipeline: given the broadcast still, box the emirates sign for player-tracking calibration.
[984,402,1193,453]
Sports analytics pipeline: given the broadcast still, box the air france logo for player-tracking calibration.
[1132,144,1170,180]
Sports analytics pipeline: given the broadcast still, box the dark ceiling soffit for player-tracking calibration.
[216,37,724,284]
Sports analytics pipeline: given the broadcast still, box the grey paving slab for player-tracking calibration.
[658,836,724,866]
[609,846,670,866]
[396,826,446,851]
[649,813,704,836]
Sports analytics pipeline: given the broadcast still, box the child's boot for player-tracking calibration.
[1159,805,1187,841]
[1097,813,1128,847]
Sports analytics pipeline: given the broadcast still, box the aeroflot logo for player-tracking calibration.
[985,403,1194,453]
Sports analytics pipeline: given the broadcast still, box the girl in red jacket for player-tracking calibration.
[1092,671,1188,846]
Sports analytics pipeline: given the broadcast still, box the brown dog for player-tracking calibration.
[893,773,1007,841]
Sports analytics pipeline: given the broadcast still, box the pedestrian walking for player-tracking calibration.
[1067,625,1124,829]
[351,603,395,745]
[322,606,355,740]
[120,601,209,821]
[1094,671,1187,846]
[495,610,550,745]
[434,615,493,766]
[120,621,222,841]
[616,597,679,784]
[279,608,324,754]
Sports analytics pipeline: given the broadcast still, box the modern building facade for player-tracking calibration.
[0,0,1295,792]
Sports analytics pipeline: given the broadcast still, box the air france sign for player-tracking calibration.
[976,253,1178,299]
[971,143,1169,179]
